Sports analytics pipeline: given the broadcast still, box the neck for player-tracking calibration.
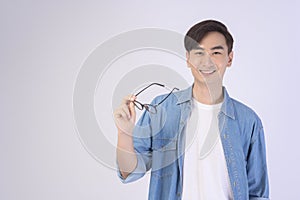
[192,81,224,105]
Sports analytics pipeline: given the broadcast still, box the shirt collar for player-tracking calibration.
[221,87,235,119]
[174,85,235,120]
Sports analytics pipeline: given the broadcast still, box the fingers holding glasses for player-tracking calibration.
[128,96,136,122]
[114,83,178,134]
[114,95,136,135]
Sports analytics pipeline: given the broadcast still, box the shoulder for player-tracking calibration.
[230,97,263,128]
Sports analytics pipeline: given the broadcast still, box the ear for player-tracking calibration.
[186,51,192,68]
[227,51,234,67]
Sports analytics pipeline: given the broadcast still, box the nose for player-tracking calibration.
[200,54,214,69]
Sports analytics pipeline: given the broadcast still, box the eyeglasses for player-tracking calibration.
[133,83,179,114]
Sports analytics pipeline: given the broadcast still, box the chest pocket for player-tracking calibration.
[152,138,178,171]
[152,138,177,151]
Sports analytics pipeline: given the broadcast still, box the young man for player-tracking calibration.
[114,20,269,200]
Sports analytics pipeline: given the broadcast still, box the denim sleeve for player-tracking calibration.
[117,109,153,183]
[247,118,270,199]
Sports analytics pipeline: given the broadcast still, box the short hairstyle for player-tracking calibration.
[184,20,234,54]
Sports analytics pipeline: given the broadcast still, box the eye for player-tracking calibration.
[195,51,204,55]
[212,51,222,55]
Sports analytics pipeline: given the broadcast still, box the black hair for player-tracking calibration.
[184,20,234,54]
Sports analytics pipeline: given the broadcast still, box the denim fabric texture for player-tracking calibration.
[118,85,269,200]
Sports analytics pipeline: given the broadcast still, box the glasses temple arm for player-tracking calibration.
[135,83,165,96]
[156,87,179,106]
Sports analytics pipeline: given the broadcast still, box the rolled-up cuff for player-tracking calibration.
[117,153,147,183]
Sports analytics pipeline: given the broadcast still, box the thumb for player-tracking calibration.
[129,98,136,122]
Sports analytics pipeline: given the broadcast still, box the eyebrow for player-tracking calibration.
[193,46,204,50]
[211,45,224,50]
[193,45,225,51]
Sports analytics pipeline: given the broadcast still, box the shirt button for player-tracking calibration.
[177,193,181,197]
[223,134,227,139]
[233,181,236,187]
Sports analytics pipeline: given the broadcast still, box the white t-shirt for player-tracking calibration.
[182,98,233,200]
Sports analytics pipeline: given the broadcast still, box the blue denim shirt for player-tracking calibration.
[118,86,269,200]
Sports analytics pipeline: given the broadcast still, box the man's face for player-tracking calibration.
[186,31,233,85]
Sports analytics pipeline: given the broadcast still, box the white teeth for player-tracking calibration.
[200,70,215,74]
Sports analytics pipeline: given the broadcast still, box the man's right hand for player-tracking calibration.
[114,95,138,179]
[113,94,137,136]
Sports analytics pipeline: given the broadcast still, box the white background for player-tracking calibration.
[1,0,300,199]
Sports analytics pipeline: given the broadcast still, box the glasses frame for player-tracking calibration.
[133,83,179,114]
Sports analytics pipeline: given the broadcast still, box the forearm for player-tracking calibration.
[117,131,137,179]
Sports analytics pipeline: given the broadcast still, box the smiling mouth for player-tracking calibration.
[199,69,216,75]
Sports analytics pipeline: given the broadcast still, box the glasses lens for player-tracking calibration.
[144,104,157,114]
[134,101,143,110]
